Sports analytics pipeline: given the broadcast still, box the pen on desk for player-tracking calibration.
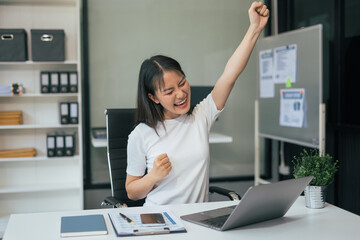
[163,212,176,224]
[120,213,135,225]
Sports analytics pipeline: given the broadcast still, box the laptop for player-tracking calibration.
[181,176,313,231]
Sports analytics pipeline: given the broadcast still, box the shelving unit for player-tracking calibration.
[0,0,83,237]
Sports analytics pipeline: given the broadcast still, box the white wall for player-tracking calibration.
[88,0,262,179]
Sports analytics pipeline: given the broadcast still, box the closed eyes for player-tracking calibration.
[163,78,187,95]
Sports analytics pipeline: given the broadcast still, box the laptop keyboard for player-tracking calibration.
[200,214,230,229]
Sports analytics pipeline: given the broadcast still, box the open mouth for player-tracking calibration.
[174,98,187,107]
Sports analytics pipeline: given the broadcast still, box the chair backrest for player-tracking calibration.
[105,108,145,207]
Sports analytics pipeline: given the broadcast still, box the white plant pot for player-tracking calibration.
[304,185,328,209]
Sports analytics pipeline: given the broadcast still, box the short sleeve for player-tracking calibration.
[193,92,224,131]
[126,127,147,176]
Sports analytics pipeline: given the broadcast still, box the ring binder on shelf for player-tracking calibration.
[69,102,78,124]
[47,134,56,157]
[69,72,78,93]
[60,102,69,124]
[40,72,50,93]
[60,72,69,93]
[55,134,65,156]
[50,72,59,93]
[64,134,75,156]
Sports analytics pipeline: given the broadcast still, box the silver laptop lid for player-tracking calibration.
[221,176,313,230]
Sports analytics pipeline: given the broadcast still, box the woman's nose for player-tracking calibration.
[175,89,186,98]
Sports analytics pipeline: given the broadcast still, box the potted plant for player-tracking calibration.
[292,149,338,209]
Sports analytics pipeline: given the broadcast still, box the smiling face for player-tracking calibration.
[148,70,191,120]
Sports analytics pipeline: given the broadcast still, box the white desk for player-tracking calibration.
[91,132,233,147]
[4,197,360,240]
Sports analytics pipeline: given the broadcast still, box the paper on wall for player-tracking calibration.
[279,88,306,128]
[259,49,275,98]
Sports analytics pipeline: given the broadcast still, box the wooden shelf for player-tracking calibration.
[0,0,76,5]
[0,93,78,97]
[0,61,78,71]
[0,183,81,194]
[0,124,79,130]
[0,60,78,66]
[0,155,79,162]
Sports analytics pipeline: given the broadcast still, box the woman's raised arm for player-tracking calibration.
[212,1,269,110]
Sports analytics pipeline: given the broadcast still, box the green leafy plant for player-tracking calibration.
[292,149,338,186]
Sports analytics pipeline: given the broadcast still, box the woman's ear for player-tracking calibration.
[148,93,160,104]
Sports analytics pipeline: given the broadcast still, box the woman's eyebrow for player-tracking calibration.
[178,76,185,84]
[161,76,185,92]
[161,87,173,93]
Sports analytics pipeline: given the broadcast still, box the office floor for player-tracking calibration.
[84,180,254,209]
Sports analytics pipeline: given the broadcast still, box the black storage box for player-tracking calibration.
[31,29,65,61]
[0,29,28,61]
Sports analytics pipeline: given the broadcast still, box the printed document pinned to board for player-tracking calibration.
[279,88,306,128]
[274,44,297,84]
[259,49,275,98]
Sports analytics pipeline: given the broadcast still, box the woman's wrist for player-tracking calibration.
[146,171,160,185]
[244,24,262,43]
[249,23,263,36]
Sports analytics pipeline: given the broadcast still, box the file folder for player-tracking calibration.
[61,214,108,237]
[69,72,78,93]
[108,210,186,237]
[60,72,69,93]
[55,134,65,157]
[47,134,56,157]
[60,102,69,124]
[64,134,75,156]
[50,72,59,93]
[40,72,50,93]
[69,102,78,124]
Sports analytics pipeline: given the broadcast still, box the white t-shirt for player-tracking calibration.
[126,93,223,206]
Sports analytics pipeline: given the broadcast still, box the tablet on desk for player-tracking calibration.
[141,213,166,226]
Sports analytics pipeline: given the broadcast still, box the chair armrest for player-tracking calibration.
[101,196,128,208]
[209,186,241,201]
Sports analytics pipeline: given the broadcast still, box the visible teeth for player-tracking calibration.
[175,98,187,106]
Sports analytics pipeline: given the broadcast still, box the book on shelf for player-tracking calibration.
[60,214,108,238]
[0,148,36,158]
[0,111,22,125]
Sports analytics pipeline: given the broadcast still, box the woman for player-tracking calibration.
[126,1,269,206]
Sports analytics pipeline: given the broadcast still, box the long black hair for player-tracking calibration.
[135,55,186,130]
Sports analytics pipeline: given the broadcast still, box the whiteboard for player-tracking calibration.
[256,25,323,148]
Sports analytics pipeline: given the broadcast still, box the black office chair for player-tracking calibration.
[101,108,240,208]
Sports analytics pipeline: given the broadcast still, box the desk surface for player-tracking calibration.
[91,132,233,147]
[4,197,360,240]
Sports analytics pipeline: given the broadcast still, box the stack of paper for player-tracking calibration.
[0,148,36,158]
[0,84,23,95]
[0,111,22,125]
